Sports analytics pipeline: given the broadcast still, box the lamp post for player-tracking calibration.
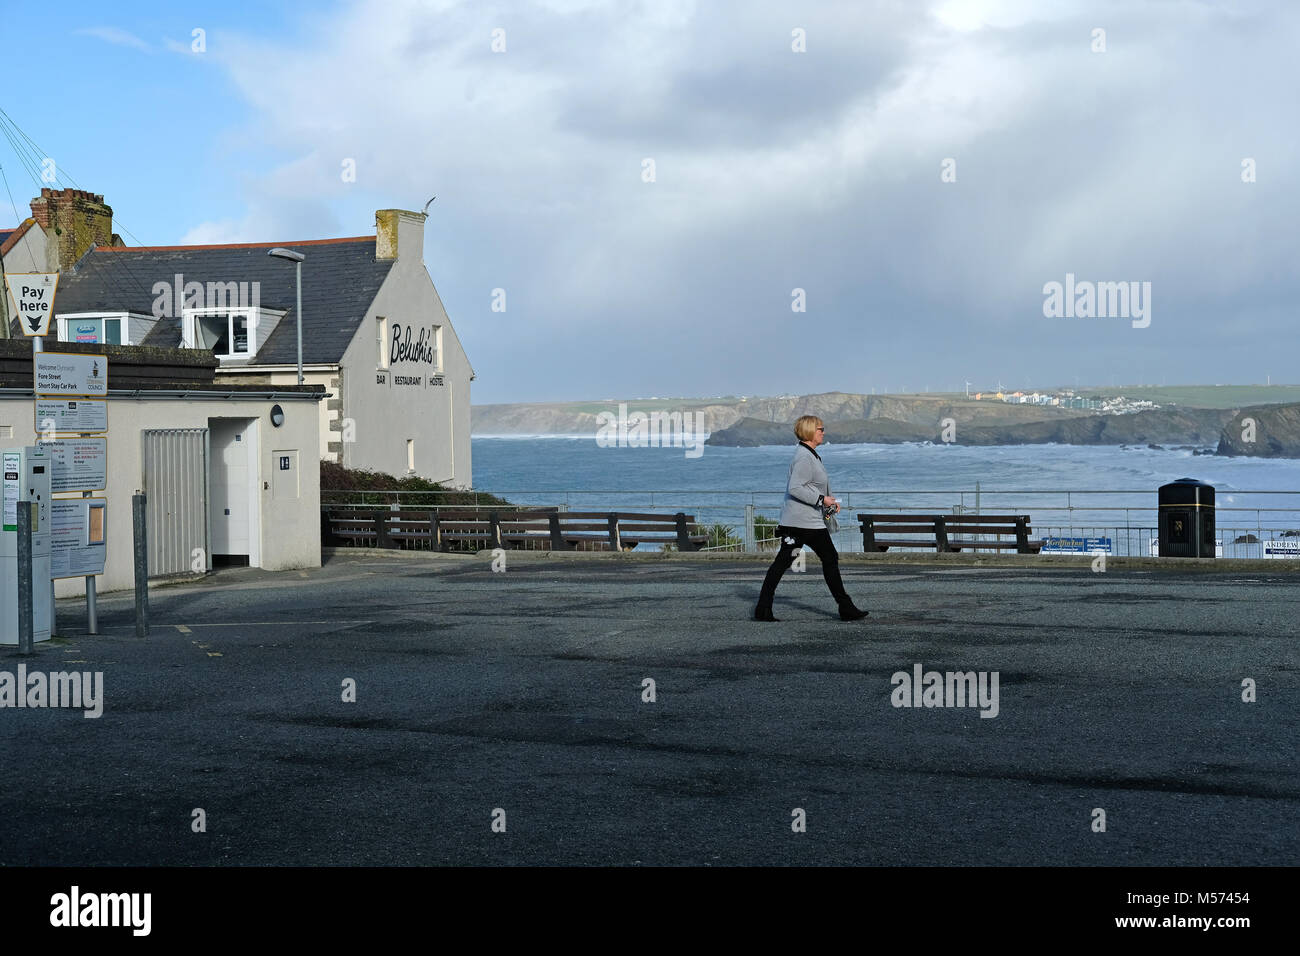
[267,247,305,384]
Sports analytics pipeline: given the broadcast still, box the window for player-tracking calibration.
[182,308,281,359]
[196,314,229,353]
[377,317,388,368]
[432,325,442,371]
[406,439,415,473]
[56,313,141,345]
[232,314,249,354]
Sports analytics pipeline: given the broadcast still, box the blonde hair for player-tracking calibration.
[794,415,824,441]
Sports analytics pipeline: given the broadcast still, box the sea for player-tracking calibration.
[471,437,1300,556]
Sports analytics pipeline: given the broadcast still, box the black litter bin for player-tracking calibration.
[1158,478,1215,558]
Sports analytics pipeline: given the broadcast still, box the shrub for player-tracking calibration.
[320,461,513,508]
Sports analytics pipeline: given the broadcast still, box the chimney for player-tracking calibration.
[29,188,114,271]
[375,208,427,262]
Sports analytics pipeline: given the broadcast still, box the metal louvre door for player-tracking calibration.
[141,428,210,576]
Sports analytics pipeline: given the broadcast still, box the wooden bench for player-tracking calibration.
[857,513,1043,554]
[322,509,706,552]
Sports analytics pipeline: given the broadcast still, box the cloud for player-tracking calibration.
[187,0,1300,400]
[75,26,151,52]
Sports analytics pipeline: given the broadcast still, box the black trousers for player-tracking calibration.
[757,525,852,609]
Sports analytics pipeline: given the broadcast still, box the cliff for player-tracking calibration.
[1216,403,1300,457]
[707,406,1236,448]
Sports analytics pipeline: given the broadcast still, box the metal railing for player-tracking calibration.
[320,486,1300,557]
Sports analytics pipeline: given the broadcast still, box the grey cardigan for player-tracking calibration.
[778,442,831,529]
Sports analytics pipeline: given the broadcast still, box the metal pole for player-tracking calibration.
[295,259,304,385]
[133,493,149,637]
[17,499,34,655]
[30,335,55,635]
[743,503,755,553]
[86,574,98,635]
[85,477,99,634]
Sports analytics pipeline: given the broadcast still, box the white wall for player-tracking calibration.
[335,253,473,486]
[0,393,321,596]
[1,222,50,275]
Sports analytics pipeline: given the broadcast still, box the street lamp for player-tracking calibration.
[267,247,305,384]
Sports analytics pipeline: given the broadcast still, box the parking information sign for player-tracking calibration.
[2,450,19,532]
[34,352,108,397]
[40,438,108,494]
[51,499,107,578]
[35,398,108,436]
[4,273,58,336]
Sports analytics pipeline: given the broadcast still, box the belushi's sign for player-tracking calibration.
[386,322,444,388]
[390,323,435,365]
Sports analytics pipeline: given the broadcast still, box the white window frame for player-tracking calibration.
[57,312,144,346]
[181,307,284,360]
[377,316,389,369]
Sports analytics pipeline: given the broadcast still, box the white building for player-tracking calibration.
[41,208,474,486]
[1,340,322,595]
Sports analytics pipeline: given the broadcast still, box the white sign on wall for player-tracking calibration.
[40,438,107,493]
[4,273,59,336]
[35,351,108,397]
[35,399,108,436]
[1263,540,1300,558]
[50,498,107,578]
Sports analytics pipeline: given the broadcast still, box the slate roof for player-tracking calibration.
[36,236,395,365]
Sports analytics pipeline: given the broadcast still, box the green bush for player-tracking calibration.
[698,522,744,549]
[320,461,513,508]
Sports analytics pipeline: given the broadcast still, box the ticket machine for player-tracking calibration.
[1,445,53,644]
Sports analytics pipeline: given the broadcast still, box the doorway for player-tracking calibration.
[208,418,260,567]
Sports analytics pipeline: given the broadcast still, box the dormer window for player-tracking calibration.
[56,312,155,346]
[182,308,284,360]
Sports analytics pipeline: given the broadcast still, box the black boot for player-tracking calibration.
[753,605,780,622]
[838,600,869,621]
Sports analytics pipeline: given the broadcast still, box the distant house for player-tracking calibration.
[1,219,46,277]
[40,208,474,486]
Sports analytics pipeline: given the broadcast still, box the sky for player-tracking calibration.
[1,0,1296,404]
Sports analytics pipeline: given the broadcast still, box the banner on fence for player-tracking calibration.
[1039,536,1112,554]
[1263,540,1300,559]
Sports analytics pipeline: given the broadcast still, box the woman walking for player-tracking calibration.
[754,416,869,622]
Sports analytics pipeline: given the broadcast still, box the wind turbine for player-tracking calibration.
[965,380,972,398]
